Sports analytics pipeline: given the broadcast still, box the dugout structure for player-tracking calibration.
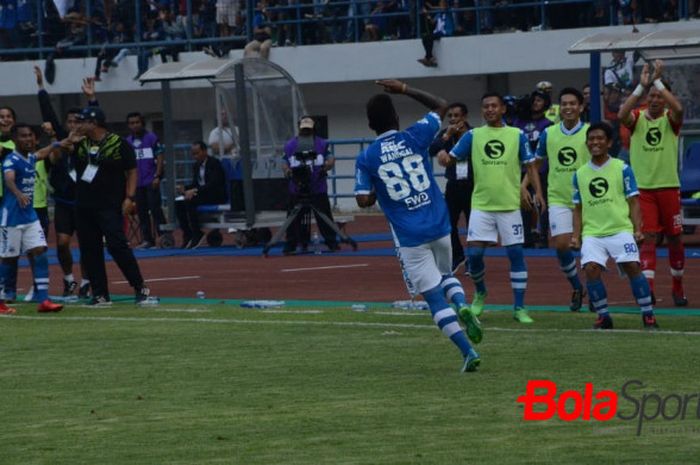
[139,57,307,230]
[568,29,700,225]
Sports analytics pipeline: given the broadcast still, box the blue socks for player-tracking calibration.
[423,285,472,357]
[0,262,10,301]
[586,279,609,317]
[440,275,468,307]
[467,246,487,294]
[33,253,50,302]
[506,244,527,309]
[630,274,654,315]
[557,249,582,291]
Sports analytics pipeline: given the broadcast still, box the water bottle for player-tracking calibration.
[196,291,206,299]
[311,232,322,255]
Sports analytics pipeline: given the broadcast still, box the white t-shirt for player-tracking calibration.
[208,126,239,158]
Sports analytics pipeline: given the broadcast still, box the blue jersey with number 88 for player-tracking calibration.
[354,112,450,247]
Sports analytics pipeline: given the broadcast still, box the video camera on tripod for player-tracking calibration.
[290,150,321,197]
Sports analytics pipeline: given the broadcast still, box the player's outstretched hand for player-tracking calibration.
[376,79,406,94]
[520,187,533,211]
[652,59,664,81]
[570,235,581,251]
[634,230,645,244]
[82,77,96,100]
[437,150,453,167]
[640,63,651,88]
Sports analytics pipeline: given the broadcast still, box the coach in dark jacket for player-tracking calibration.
[175,141,227,249]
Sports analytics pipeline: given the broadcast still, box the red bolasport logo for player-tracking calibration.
[516,380,700,435]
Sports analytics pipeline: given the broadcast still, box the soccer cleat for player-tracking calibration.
[457,305,483,344]
[135,286,159,305]
[569,288,585,312]
[63,280,78,297]
[88,296,112,307]
[672,293,688,307]
[461,348,481,373]
[78,282,91,299]
[0,303,17,315]
[643,313,660,330]
[513,307,534,324]
[37,299,63,313]
[470,291,487,317]
[593,315,613,330]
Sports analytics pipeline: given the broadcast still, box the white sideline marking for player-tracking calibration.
[155,308,210,313]
[280,264,369,272]
[4,314,700,337]
[260,310,323,314]
[112,275,201,285]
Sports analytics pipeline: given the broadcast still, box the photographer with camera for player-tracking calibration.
[281,116,339,254]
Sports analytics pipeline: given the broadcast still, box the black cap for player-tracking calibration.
[77,107,106,125]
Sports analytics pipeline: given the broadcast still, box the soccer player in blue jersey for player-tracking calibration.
[438,93,545,324]
[0,124,65,313]
[354,79,482,372]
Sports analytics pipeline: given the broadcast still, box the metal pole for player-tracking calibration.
[135,0,143,44]
[37,0,44,59]
[186,0,194,51]
[247,0,255,42]
[162,81,177,227]
[235,63,256,227]
[86,0,93,57]
[590,52,602,123]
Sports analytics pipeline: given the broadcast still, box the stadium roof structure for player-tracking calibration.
[139,58,306,229]
[567,29,700,122]
[568,29,700,61]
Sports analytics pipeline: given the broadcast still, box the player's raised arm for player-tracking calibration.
[649,60,683,123]
[375,79,447,119]
[618,63,650,126]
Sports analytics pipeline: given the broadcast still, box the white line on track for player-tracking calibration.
[280,264,369,272]
[4,314,700,336]
[112,275,201,285]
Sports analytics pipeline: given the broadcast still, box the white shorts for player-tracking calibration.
[581,232,640,269]
[467,209,524,246]
[0,221,47,258]
[549,205,574,237]
[397,235,451,295]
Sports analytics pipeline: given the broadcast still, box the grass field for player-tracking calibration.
[2,302,700,465]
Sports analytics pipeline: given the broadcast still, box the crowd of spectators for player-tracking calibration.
[1,0,697,67]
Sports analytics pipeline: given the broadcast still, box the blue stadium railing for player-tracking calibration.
[1,0,693,59]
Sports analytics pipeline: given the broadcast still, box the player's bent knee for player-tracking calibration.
[584,263,603,280]
[27,246,48,257]
[621,261,642,277]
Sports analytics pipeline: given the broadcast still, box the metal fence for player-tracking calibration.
[1,0,693,59]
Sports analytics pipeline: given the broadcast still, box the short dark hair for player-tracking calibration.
[481,92,504,105]
[366,94,398,133]
[0,106,17,121]
[126,112,144,122]
[559,87,584,105]
[192,140,207,151]
[11,122,37,138]
[447,102,468,115]
[586,122,613,141]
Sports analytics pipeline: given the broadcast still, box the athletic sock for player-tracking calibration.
[64,273,75,283]
[424,285,472,357]
[33,253,50,302]
[5,261,17,298]
[630,274,654,316]
[556,249,582,290]
[0,262,11,300]
[668,241,685,296]
[80,278,90,287]
[507,244,527,309]
[640,239,656,293]
[586,279,609,317]
[467,246,487,294]
[440,275,468,307]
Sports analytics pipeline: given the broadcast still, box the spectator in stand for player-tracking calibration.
[366,1,389,41]
[175,141,227,249]
[126,112,166,249]
[216,0,239,41]
[282,115,339,254]
[536,81,560,124]
[244,0,273,59]
[604,51,639,92]
[135,7,182,80]
[429,102,473,274]
[94,20,131,81]
[418,0,454,67]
